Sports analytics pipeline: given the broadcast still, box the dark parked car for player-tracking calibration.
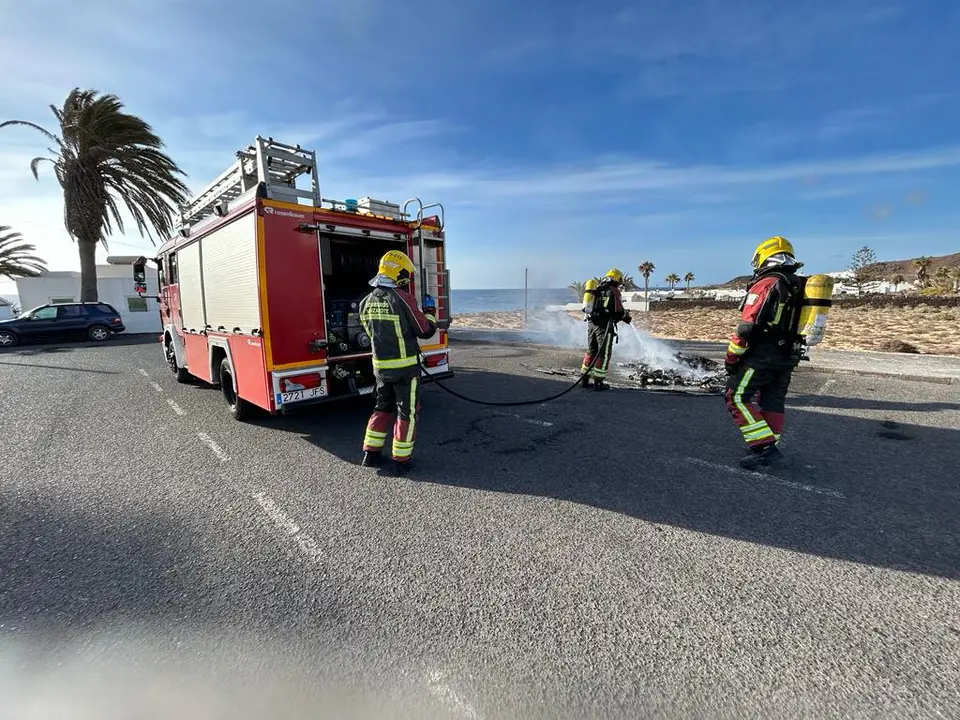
[0,302,126,347]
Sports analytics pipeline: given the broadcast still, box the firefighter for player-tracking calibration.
[359,250,437,475]
[724,235,806,470]
[580,268,632,390]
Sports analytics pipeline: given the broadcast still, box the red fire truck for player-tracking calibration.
[134,136,452,420]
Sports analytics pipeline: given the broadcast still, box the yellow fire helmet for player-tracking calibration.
[751,235,798,271]
[604,268,624,284]
[371,249,416,287]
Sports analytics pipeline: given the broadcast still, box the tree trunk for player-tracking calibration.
[78,239,99,302]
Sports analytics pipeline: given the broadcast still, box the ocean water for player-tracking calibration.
[449,287,670,314]
[450,288,574,314]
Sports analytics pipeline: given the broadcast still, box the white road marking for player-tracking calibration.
[149,381,163,393]
[137,368,149,377]
[817,378,836,395]
[252,492,322,562]
[685,457,846,499]
[196,432,229,462]
[167,398,186,416]
[427,670,482,719]
[497,413,554,427]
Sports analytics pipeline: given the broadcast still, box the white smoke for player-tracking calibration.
[523,308,714,381]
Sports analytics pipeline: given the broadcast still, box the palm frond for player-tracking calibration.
[0,119,58,143]
[0,225,48,279]
[29,156,55,180]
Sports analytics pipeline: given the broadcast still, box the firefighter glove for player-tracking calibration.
[422,294,436,310]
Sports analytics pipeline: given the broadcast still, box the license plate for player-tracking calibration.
[278,385,326,405]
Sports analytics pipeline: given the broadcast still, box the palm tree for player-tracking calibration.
[665,273,681,290]
[638,261,655,298]
[619,271,638,291]
[683,271,695,292]
[0,225,47,280]
[914,257,932,287]
[567,280,586,300]
[934,266,952,292]
[1,88,189,301]
[891,273,904,292]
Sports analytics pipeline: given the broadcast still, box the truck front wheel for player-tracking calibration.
[166,340,190,383]
[220,357,251,421]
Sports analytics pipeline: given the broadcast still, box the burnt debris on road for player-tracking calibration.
[534,352,728,394]
[619,353,727,394]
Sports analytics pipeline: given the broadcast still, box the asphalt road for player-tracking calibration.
[1,336,958,719]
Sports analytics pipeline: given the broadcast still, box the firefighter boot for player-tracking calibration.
[580,376,591,389]
[739,443,786,471]
[593,379,609,391]
[393,460,412,477]
[361,451,383,468]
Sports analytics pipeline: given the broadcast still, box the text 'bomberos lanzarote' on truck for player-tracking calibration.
[132,136,453,420]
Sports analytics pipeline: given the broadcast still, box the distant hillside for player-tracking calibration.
[716,251,960,287]
[868,252,960,280]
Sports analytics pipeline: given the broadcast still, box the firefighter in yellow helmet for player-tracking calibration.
[724,236,805,470]
[580,268,632,390]
[359,250,437,475]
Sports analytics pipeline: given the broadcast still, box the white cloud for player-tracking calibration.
[355,144,960,205]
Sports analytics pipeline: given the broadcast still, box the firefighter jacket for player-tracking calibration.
[589,282,629,327]
[359,286,437,381]
[726,269,804,370]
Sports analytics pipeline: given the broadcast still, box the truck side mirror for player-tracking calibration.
[133,257,147,295]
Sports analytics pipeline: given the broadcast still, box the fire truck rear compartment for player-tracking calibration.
[314,235,399,397]
[321,235,400,356]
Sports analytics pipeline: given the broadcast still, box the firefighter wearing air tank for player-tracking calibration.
[580,269,632,390]
[723,236,834,470]
[359,250,437,475]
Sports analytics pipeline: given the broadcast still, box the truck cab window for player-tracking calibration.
[169,253,179,284]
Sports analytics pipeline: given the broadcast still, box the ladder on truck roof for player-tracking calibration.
[177,136,321,229]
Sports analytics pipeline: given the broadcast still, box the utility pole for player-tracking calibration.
[524,267,529,328]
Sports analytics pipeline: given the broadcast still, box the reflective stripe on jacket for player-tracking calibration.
[359,286,437,380]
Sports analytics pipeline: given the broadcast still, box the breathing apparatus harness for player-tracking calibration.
[742,265,808,366]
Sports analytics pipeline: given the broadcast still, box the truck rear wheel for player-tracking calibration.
[220,357,251,421]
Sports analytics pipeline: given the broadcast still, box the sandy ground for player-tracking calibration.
[452,305,960,355]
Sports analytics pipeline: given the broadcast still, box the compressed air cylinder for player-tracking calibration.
[582,278,598,315]
[797,274,835,346]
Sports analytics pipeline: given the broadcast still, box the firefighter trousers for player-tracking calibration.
[581,322,614,379]
[362,376,421,463]
[724,364,792,450]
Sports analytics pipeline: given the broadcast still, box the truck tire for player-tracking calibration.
[88,324,111,342]
[165,340,190,384]
[220,357,251,421]
[0,329,18,347]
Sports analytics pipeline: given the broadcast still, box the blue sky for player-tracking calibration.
[1,0,959,293]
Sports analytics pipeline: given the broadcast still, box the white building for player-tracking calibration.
[15,256,161,334]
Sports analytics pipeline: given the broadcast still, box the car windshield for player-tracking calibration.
[17,305,45,319]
